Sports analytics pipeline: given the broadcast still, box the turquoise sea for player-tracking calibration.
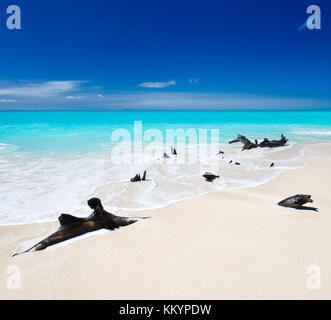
[1,111,331,153]
[1,110,331,225]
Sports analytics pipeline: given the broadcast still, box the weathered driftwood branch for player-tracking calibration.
[203,172,219,182]
[258,134,288,148]
[228,134,258,151]
[14,198,144,256]
[278,194,313,208]
[130,171,147,182]
[229,134,247,144]
[242,140,258,151]
[229,134,288,151]
[171,147,177,155]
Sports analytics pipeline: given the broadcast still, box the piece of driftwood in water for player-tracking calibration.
[130,171,147,182]
[130,174,141,182]
[229,134,247,144]
[228,134,258,151]
[242,139,258,151]
[240,136,258,151]
[258,134,288,148]
[229,134,288,150]
[203,172,219,182]
[163,152,170,158]
[171,147,177,155]
[216,150,224,155]
[142,171,146,181]
[278,194,313,208]
[270,162,275,168]
[235,162,240,165]
[14,198,143,255]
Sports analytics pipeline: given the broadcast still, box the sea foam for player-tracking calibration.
[0,141,306,225]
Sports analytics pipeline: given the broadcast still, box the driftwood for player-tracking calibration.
[258,134,288,148]
[163,152,170,158]
[229,134,246,144]
[270,162,275,168]
[228,134,258,151]
[228,160,240,165]
[130,174,141,182]
[14,198,143,256]
[278,194,313,208]
[242,140,258,151]
[130,171,147,182]
[229,134,288,151]
[203,172,219,182]
[216,150,224,155]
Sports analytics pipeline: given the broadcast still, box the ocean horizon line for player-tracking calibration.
[1,109,331,112]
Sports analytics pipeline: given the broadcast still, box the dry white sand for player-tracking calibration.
[1,143,330,299]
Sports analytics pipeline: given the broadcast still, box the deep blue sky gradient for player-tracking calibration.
[0,0,330,109]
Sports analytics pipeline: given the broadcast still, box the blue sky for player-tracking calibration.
[0,0,330,110]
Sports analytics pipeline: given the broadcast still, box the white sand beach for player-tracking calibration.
[1,142,331,299]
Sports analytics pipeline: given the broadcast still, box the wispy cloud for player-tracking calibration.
[0,99,17,103]
[99,92,331,110]
[0,81,84,97]
[138,80,176,88]
[189,78,199,84]
[65,95,83,100]
[0,79,330,111]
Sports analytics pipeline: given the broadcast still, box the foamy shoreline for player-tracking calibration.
[0,140,312,226]
[1,142,331,299]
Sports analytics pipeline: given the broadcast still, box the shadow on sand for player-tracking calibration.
[295,206,319,212]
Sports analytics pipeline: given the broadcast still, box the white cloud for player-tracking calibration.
[100,92,331,110]
[0,81,84,97]
[0,99,17,103]
[138,80,176,88]
[189,78,199,84]
[97,94,104,98]
[65,96,83,100]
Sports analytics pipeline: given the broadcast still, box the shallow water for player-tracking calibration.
[1,110,331,225]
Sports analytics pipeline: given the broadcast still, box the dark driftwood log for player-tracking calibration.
[14,198,142,256]
[242,141,258,151]
[130,171,146,182]
[228,134,258,150]
[141,170,146,181]
[278,194,313,208]
[258,134,288,148]
[203,172,219,182]
[229,134,288,150]
[130,174,141,182]
[229,134,247,144]
[216,150,224,155]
